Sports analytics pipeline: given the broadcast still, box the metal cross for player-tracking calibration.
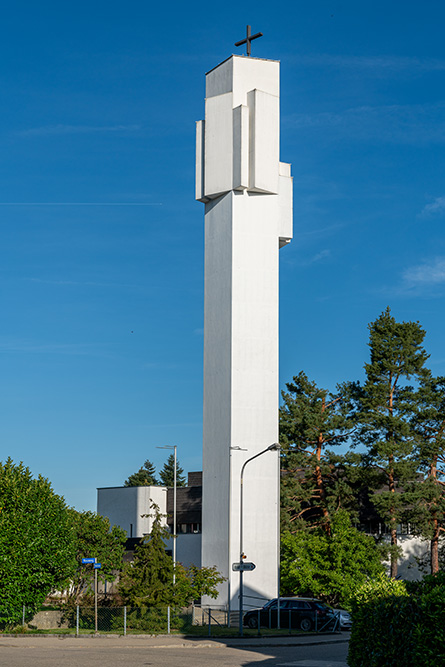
[235,25,263,57]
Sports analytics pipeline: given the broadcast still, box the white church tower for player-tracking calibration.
[196,51,293,610]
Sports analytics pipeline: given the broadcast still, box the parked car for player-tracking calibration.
[333,608,352,630]
[243,597,337,631]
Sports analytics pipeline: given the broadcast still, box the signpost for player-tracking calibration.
[81,557,99,632]
[232,562,256,572]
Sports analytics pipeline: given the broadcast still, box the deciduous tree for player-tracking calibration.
[280,510,387,607]
[0,458,76,626]
[67,510,127,604]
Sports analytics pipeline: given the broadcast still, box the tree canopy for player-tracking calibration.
[159,453,186,487]
[280,510,387,607]
[408,373,445,574]
[67,510,127,604]
[0,458,76,626]
[119,503,223,607]
[279,371,357,534]
[352,307,429,577]
[124,459,158,487]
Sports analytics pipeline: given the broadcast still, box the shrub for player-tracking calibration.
[348,573,445,667]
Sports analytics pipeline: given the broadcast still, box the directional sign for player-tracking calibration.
[93,563,102,570]
[81,557,96,564]
[232,561,256,572]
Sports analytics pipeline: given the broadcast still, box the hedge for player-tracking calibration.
[347,573,445,667]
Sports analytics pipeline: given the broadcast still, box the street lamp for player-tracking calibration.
[238,442,280,636]
[157,444,177,584]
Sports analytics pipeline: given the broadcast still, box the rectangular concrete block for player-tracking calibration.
[204,92,233,198]
[278,164,293,245]
[195,120,206,202]
[247,89,279,194]
[233,105,249,190]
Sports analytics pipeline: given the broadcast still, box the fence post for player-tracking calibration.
[76,605,79,637]
[22,606,25,627]
[167,606,170,634]
[208,608,211,637]
[124,606,127,636]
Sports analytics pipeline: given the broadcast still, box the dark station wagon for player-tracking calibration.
[243,597,337,631]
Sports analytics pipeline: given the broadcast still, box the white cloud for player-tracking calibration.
[0,339,97,355]
[285,102,445,145]
[310,249,331,263]
[403,257,445,286]
[18,124,141,137]
[421,196,445,217]
[288,53,445,75]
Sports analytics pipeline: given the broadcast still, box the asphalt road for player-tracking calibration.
[0,636,349,666]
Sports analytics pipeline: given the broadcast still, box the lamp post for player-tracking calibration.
[157,444,177,584]
[238,442,280,636]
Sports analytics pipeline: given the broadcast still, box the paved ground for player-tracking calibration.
[0,634,350,666]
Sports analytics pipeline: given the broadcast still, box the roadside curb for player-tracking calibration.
[0,632,350,648]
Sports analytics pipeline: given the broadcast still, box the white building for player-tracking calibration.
[196,54,293,610]
[97,473,202,568]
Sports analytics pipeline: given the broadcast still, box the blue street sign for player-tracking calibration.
[81,557,96,564]
[93,563,102,569]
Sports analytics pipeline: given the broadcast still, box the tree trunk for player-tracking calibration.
[390,526,398,578]
[388,456,398,578]
[316,398,331,535]
[431,518,439,575]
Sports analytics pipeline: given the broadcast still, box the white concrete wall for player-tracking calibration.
[176,533,202,568]
[97,486,167,537]
[197,55,293,610]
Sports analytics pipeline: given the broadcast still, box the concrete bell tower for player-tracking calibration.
[196,54,293,610]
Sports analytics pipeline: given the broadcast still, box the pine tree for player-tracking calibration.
[124,459,158,487]
[119,503,174,605]
[159,454,186,487]
[408,374,445,574]
[119,503,225,607]
[353,307,429,578]
[279,371,356,534]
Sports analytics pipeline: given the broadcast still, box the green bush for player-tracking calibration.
[348,573,445,667]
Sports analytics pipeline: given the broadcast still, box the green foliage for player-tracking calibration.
[351,571,408,606]
[159,454,186,487]
[124,459,158,487]
[348,573,445,667]
[279,372,356,533]
[119,503,174,606]
[119,503,224,608]
[407,374,445,573]
[0,458,76,626]
[280,510,386,607]
[352,307,429,577]
[67,510,127,604]
[174,564,225,605]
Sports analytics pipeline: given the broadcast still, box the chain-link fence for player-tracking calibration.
[6,604,342,636]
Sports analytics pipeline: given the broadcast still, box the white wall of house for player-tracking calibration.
[97,485,202,569]
[97,485,167,537]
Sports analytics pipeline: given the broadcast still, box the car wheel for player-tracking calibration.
[300,617,312,632]
[248,616,258,629]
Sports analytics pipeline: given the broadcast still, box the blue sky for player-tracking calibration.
[1,1,444,511]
